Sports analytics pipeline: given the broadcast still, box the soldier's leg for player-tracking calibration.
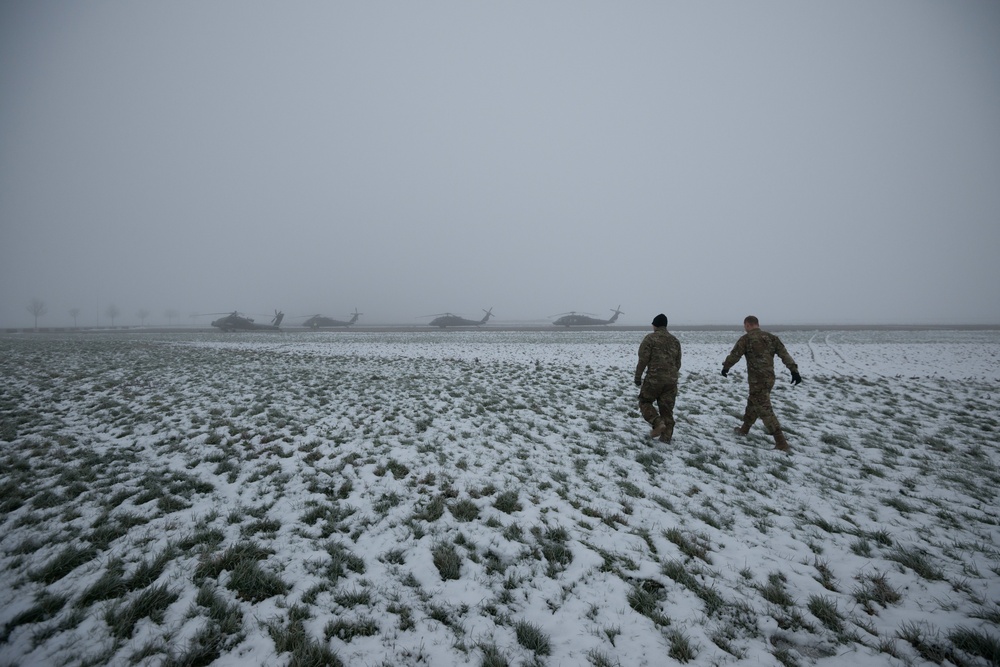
[755,378,790,451]
[738,390,758,434]
[749,379,782,435]
[772,430,790,452]
[656,382,678,441]
[638,382,664,435]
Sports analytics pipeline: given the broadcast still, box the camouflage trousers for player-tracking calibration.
[639,377,677,438]
[742,377,781,434]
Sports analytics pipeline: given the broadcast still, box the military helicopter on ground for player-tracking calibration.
[201,310,284,332]
[423,308,494,328]
[551,306,623,327]
[301,309,362,328]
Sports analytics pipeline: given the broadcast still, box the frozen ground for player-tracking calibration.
[0,329,998,667]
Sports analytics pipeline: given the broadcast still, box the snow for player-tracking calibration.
[1,328,998,667]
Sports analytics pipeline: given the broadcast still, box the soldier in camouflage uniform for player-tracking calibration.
[635,313,682,443]
[721,315,802,452]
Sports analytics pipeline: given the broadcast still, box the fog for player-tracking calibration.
[2,1,999,328]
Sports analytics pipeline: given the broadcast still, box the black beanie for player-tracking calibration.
[652,313,668,327]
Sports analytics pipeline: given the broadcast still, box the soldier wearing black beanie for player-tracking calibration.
[634,314,681,443]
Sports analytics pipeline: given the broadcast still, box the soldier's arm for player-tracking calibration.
[635,340,650,383]
[775,338,798,373]
[722,337,746,371]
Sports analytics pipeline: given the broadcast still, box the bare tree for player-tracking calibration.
[105,304,120,328]
[27,298,47,330]
[164,309,179,326]
[70,307,80,329]
[137,309,150,327]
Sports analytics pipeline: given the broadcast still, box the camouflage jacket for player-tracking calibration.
[723,328,798,381]
[635,328,681,383]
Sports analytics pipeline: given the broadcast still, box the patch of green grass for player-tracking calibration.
[194,540,273,582]
[29,545,98,585]
[380,548,407,565]
[627,580,670,626]
[819,433,850,449]
[1,591,67,643]
[853,570,902,612]
[374,491,403,514]
[196,583,244,635]
[157,494,191,513]
[849,537,872,557]
[887,545,944,581]
[162,584,245,666]
[807,595,844,634]
[586,648,620,667]
[514,619,551,656]
[949,625,1000,666]
[667,628,698,662]
[240,517,282,537]
[758,572,794,608]
[478,641,511,667]
[494,489,522,513]
[773,645,801,667]
[883,496,916,515]
[412,495,446,523]
[662,560,726,616]
[105,583,178,640]
[618,480,645,499]
[128,547,176,591]
[663,527,712,564]
[227,558,288,602]
[177,526,226,553]
[268,616,345,666]
[76,560,128,608]
[432,542,462,580]
[300,501,358,537]
[325,540,366,584]
[812,557,839,592]
[375,458,410,479]
[708,601,757,659]
[532,525,574,577]
[334,586,371,608]
[450,498,480,522]
[325,616,380,642]
[896,621,954,665]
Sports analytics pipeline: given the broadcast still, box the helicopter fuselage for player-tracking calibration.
[210,311,284,332]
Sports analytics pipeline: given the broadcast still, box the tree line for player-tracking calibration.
[23,298,181,329]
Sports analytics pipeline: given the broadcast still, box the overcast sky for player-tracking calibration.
[2,1,998,328]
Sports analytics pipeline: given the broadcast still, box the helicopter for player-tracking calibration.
[551,305,623,327]
[302,309,362,328]
[424,308,494,328]
[204,310,285,332]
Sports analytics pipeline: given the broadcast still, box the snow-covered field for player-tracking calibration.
[1,329,998,667]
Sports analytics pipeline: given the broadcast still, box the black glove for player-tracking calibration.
[791,371,802,385]
[721,367,728,377]
[634,378,642,388]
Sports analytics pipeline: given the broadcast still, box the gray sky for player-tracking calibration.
[2,1,999,328]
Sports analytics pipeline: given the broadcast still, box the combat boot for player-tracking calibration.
[659,427,673,444]
[650,418,666,439]
[733,422,751,436]
[772,431,790,453]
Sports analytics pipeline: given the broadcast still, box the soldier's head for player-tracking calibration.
[651,313,668,329]
[743,315,759,332]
